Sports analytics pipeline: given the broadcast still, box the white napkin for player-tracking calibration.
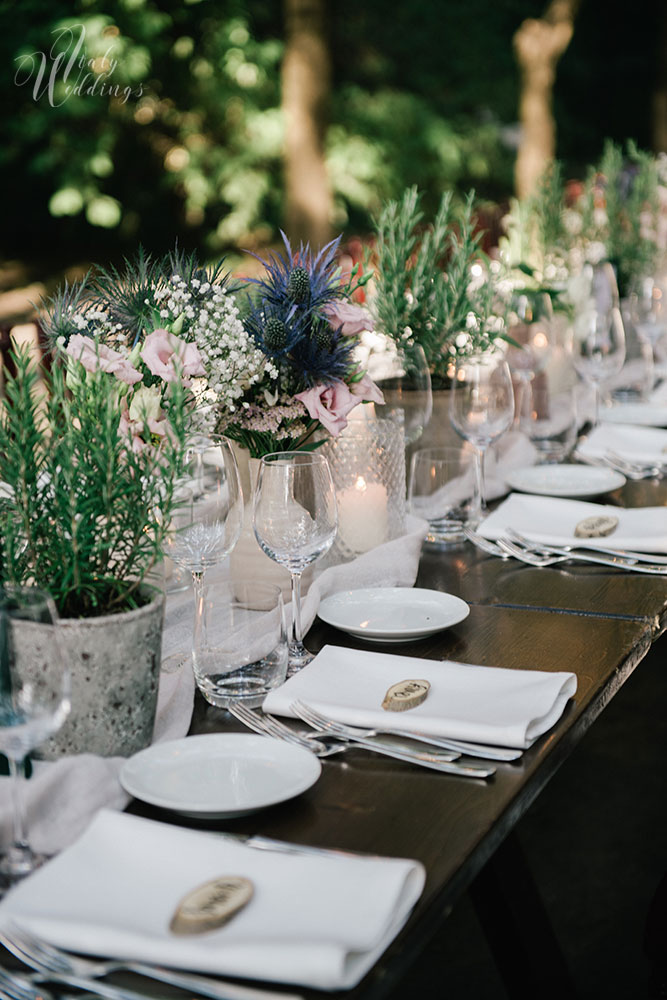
[478,492,667,553]
[263,645,576,749]
[576,422,667,464]
[0,809,425,992]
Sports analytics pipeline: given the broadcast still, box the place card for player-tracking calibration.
[574,515,619,538]
[382,679,430,712]
[170,876,254,935]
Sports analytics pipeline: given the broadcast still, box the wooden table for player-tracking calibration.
[129,476,667,1000]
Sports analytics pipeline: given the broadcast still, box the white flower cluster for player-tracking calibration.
[189,282,277,420]
[71,308,124,344]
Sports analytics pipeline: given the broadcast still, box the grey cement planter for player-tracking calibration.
[31,588,165,759]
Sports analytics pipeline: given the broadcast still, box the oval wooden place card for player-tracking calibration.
[170,876,254,935]
[382,679,431,712]
[574,515,619,539]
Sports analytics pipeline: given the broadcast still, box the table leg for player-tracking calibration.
[469,830,579,1000]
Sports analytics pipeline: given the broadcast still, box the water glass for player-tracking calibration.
[408,447,475,547]
[367,341,433,445]
[192,581,287,709]
[518,378,578,463]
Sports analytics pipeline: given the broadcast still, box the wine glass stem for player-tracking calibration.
[471,445,487,524]
[6,756,32,872]
[290,571,303,645]
[191,570,205,605]
[592,383,601,427]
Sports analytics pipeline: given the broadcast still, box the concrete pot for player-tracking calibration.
[27,587,165,760]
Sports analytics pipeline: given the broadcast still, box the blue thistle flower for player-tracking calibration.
[242,231,356,389]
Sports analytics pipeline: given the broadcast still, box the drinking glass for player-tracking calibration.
[367,341,433,445]
[629,272,667,387]
[408,446,475,547]
[449,353,515,523]
[192,581,287,708]
[253,452,337,675]
[518,378,578,463]
[505,291,553,425]
[164,435,243,603]
[571,263,626,426]
[0,586,70,890]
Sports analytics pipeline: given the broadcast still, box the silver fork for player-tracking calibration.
[290,702,496,778]
[605,450,666,479]
[505,527,667,565]
[230,703,485,770]
[286,705,520,762]
[462,526,510,559]
[497,536,667,574]
[0,925,302,1000]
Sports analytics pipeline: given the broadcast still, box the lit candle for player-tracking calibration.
[337,475,389,555]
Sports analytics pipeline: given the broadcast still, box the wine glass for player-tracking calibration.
[449,353,515,523]
[505,291,553,425]
[253,452,337,675]
[366,340,433,445]
[0,586,70,890]
[629,272,667,387]
[571,263,626,426]
[164,435,243,604]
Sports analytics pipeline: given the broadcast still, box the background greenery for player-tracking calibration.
[0,0,663,280]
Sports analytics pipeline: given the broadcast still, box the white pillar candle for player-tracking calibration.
[336,475,389,555]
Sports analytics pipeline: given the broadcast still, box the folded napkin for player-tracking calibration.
[0,810,425,992]
[602,402,667,427]
[576,422,667,464]
[263,645,576,749]
[478,492,667,553]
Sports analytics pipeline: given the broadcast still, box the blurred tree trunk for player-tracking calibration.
[653,3,667,152]
[513,0,581,200]
[282,0,333,249]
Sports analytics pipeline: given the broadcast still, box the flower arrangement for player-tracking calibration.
[41,241,383,462]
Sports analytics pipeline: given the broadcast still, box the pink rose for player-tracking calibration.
[66,334,142,385]
[351,373,385,405]
[296,382,360,436]
[322,300,374,336]
[141,329,205,384]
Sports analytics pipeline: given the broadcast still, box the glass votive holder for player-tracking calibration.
[408,447,475,548]
[192,581,287,709]
[323,417,406,560]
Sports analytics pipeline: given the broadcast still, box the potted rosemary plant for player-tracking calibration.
[0,341,188,758]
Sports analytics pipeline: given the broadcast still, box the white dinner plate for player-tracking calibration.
[504,464,626,498]
[317,587,470,643]
[119,733,321,819]
[603,403,667,427]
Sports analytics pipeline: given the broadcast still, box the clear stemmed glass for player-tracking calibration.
[0,586,70,891]
[253,452,337,675]
[164,434,243,604]
[571,264,626,426]
[629,272,667,387]
[449,353,515,523]
[367,341,433,445]
[505,291,553,425]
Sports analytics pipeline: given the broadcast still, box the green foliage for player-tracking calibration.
[0,348,187,619]
[370,187,502,379]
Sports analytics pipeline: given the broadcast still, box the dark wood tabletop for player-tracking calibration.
[127,474,667,1000]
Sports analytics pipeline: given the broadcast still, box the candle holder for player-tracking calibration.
[323,417,406,561]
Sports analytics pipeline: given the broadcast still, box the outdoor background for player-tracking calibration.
[1,0,666,317]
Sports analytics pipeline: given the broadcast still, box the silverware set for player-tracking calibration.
[576,450,667,480]
[464,525,667,574]
[0,924,300,1000]
[229,702,516,776]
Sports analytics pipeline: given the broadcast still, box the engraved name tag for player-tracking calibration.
[574,515,619,539]
[170,876,254,936]
[382,679,430,712]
